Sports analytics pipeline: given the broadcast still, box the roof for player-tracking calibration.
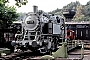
[65,21,90,24]
[13,20,22,24]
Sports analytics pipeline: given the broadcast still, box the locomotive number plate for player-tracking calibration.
[27,21,34,24]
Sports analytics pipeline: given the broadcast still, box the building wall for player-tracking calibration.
[66,24,90,40]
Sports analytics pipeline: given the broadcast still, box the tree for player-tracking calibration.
[0,2,19,28]
[0,0,19,44]
[3,0,28,7]
[15,0,28,7]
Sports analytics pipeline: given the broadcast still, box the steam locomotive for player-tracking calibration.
[11,6,66,54]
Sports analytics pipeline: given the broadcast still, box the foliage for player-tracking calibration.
[14,0,28,7]
[50,1,90,21]
[2,0,28,7]
[0,0,19,28]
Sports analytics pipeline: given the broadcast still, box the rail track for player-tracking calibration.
[0,49,82,60]
[0,40,90,60]
[0,50,47,60]
[0,50,40,60]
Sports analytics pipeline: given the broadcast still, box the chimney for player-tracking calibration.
[33,5,38,13]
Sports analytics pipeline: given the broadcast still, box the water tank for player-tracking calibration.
[63,9,76,21]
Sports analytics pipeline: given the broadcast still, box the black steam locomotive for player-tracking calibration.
[11,6,66,54]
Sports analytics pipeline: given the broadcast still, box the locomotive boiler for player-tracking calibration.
[11,6,66,54]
